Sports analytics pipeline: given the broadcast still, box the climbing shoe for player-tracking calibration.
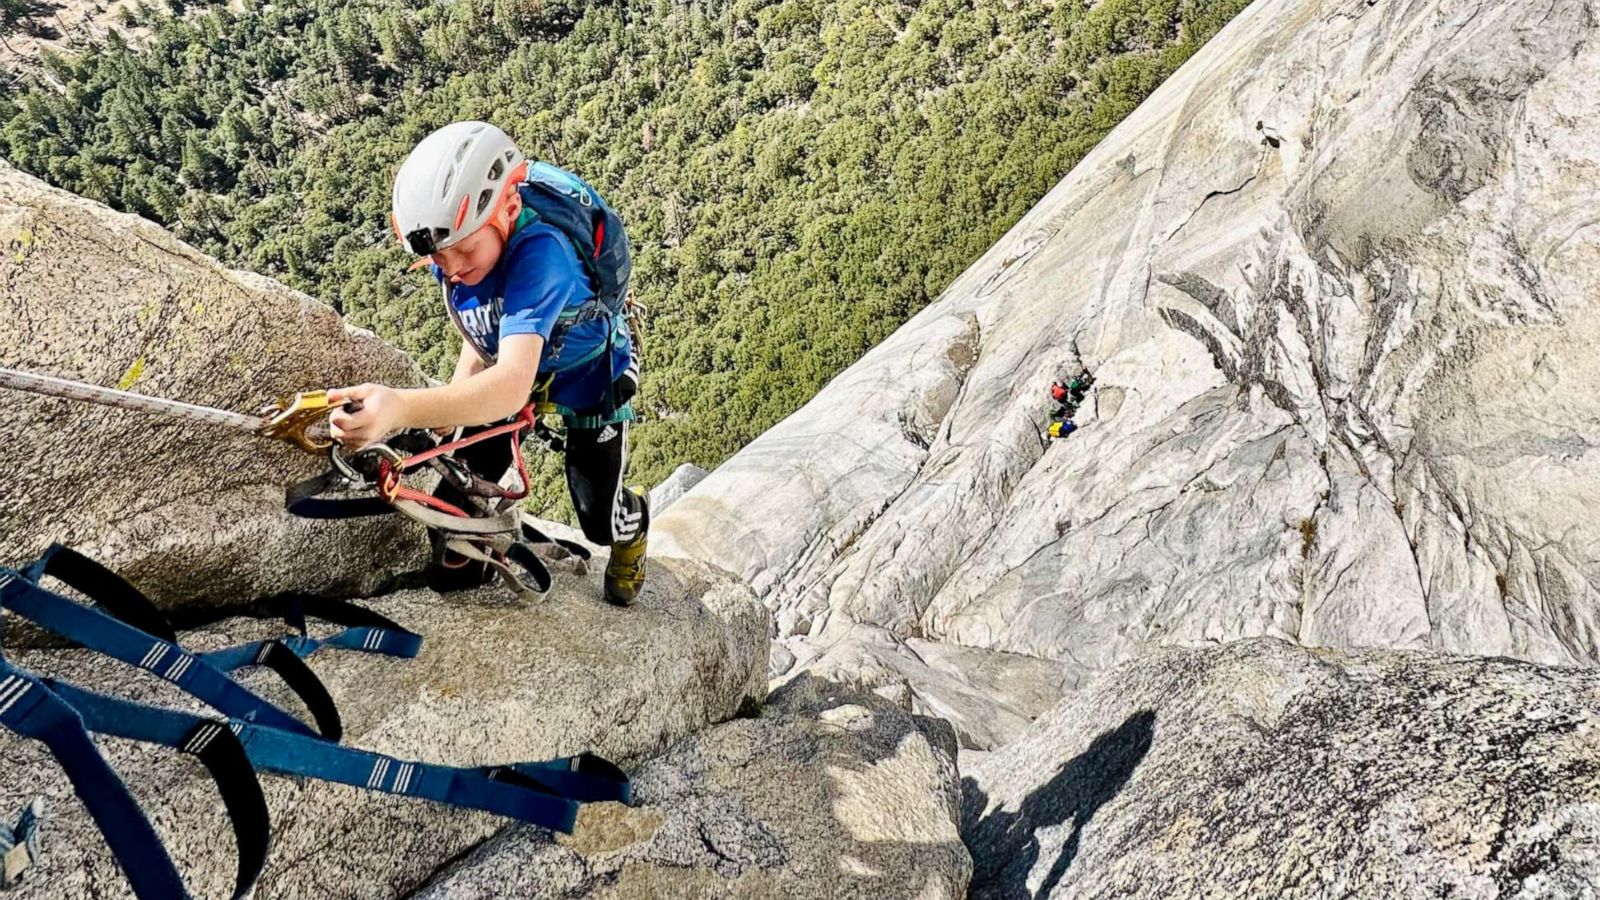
[604,532,647,607]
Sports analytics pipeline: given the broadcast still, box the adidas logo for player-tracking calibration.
[597,425,618,443]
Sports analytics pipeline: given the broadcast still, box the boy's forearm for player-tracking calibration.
[400,366,528,429]
[403,333,542,429]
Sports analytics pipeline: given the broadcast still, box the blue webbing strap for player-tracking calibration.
[0,565,333,740]
[201,596,423,673]
[493,754,634,805]
[48,686,624,834]
[0,656,271,900]
[0,662,191,898]
[22,545,346,740]
[25,544,179,642]
[3,550,629,839]
[241,724,583,831]
[278,596,423,658]
[43,679,270,900]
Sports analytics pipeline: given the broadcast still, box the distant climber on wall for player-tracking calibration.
[326,121,649,606]
[1050,371,1094,408]
[1047,369,1094,440]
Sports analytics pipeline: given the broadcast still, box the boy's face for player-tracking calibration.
[430,191,521,286]
[432,227,504,286]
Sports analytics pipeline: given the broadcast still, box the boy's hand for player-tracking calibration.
[328,383,409,449]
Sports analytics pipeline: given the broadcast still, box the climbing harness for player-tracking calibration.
[286,400,592,598]
[0,366,351,454]
[0,366,590,598]
[0,546,630,898]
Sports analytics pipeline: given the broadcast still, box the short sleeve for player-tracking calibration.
[499,229,587,344]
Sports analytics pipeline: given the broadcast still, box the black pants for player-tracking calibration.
[425,418,649,590]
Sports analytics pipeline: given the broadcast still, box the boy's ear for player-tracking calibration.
[499,189,522,224]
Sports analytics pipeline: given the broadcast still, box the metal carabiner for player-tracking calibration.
[330,442,406,486]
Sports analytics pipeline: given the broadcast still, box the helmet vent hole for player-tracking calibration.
[476,188,494,216]
[441,171,454,197]
[454,141,470,163]
[488,159,504,181]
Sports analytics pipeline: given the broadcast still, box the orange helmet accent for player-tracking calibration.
[453,195,471,231]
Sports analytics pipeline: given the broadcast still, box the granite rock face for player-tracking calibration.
[965,639,1600,899]
[649,463,709,515]
[656,0,1600,712]
[417,674,971,900]
[0,161,429,608]
[0,555,769,899]
[778,617,1069,752]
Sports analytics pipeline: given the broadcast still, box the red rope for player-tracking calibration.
[376,405,537,518]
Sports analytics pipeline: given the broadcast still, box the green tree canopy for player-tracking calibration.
[0,0,1253,519]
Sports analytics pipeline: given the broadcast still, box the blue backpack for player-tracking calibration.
[442,162,639,414]
[516,162,632,329]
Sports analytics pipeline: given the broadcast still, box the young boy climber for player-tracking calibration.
[328,121,648,606]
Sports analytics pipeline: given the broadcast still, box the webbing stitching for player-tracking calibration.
[0,678,32,718]
[183,723,223,754]
[163,654,193,682]
[139,643,165,669]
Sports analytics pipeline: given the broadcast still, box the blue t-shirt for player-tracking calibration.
[440,216,633,422]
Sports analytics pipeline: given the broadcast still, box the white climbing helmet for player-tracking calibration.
[391,121,527,256]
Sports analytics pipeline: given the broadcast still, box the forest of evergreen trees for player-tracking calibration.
[0,0,1251,518]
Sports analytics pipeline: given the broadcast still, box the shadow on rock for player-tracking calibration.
[964,710,1155,898]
